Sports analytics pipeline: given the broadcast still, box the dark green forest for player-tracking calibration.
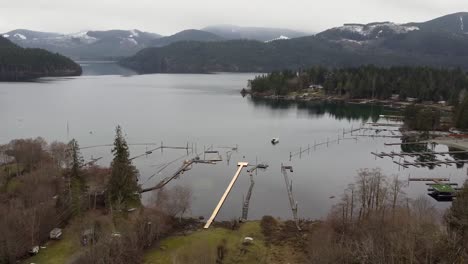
[0,36,81,81]
[249,66,468,103]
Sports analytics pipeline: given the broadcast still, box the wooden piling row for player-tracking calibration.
[281,164,301,231]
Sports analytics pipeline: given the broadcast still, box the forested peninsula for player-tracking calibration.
[0,36,81,81]
[248,66,468,104]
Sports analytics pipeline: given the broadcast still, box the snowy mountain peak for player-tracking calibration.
[66,31,97,44]
[317,21,420,43]
[265,35,290,43]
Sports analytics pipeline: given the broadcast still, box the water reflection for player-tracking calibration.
[248,97,384,122]
[401,141,468,169]
[79,61,136,76]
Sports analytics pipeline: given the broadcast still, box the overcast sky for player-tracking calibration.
[1,0,467,35]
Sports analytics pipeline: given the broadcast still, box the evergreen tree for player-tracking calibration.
[107,125,140,209]
[454,96,468,129]
[445,183,468,257]
[67,139,86,216]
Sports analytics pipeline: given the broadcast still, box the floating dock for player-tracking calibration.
[408,177,458,202]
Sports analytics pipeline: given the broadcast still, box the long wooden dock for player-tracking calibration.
[139,159,195,193]
[204,162,248,229]
[393,159,468,168]
[384,142,429,146]
[365,122,402,127]
[130,144,192,161]
[409,177,450,182]
[372,150,468,159]
[139,157,220,193]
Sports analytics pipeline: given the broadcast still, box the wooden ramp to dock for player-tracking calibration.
[204,162,249,229]
[281,164,301,231]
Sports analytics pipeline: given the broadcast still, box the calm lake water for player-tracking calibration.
[1,63,465,220]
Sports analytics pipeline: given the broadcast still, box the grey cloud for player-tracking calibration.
[0,0,466,34]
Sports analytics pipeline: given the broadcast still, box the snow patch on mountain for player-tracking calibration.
[334,22,419,36]
[130,29,139,37]
[265,35,290,43]
[3,34,9,38]
[14,33,27,40]
[461,16,465,31]
[65,31,98,44]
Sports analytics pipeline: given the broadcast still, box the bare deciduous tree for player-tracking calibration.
[153,185,193,220]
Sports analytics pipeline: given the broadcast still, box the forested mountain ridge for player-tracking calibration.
[120,12,468,73]
[2,26,307,60]
[0,36,82,81]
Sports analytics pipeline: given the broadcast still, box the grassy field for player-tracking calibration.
[144,221,272,264]
[21,211,116,264]
[22,230,79,264]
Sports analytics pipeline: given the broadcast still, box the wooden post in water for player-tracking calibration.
[314,140,316,151]
[289,152,292,161]
[161,141,163,154]
[255,157,258,176]
[299,147,302,158]
[327,138,329,147]
[308,144,310,155]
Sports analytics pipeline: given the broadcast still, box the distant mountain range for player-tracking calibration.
[2,26,307,60]
[150,29,223,47]
[0,36,81,81]
[201,25,307,41]
[120,12,468,73]
[2,29,162,59]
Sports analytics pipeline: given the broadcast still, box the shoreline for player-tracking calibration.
[242,89,453,112]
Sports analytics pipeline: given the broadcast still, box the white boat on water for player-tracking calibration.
[271,138,279,144]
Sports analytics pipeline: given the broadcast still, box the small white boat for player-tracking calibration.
[271,138,279,144]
